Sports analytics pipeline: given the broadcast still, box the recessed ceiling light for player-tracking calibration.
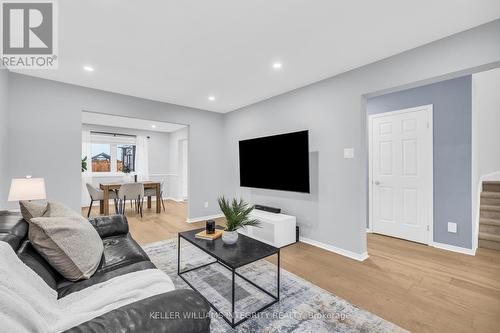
[208,95,216,101]
[272,62,282,70]
[151,124,156,128]
[83,65,94,72]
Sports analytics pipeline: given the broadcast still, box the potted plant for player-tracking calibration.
[122,165,133,182]
[81,156,88,172]
[218,196,260,245]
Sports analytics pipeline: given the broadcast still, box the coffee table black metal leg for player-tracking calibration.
[231,268,236,326]
[277,249,280,300]
[177,234,181,275]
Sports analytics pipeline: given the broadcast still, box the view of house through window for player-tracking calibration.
[91,143,111,172]
[117,144,136,172]
[91,142,136,173]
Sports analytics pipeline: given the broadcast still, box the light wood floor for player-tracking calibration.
[83,200,500,333]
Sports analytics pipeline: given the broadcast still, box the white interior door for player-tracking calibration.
[369,105,433,244]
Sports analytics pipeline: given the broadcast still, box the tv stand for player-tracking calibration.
[238,210,296,248]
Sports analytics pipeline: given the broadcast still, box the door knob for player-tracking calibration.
[374,180,381,185]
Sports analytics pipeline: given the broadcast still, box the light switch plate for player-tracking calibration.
[344,148,354,159]
[447,222,457,233]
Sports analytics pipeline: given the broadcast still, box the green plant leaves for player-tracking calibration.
[81,156,88,172]
[217,196,260,232]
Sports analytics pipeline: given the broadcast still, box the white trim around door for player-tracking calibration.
[368,104,434,245]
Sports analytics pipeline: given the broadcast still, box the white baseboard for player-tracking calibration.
[299,237,369,261]
[82,197,186,207]
[186,213,224,223]
[163,197,186,203]
[142,196,185,203]
[431,242,476,256]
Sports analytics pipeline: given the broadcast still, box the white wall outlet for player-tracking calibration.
[447,222,457,233]
[344,148,354,159]
[204,201,209,208]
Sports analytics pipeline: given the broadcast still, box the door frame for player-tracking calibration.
[178,138,188,201]
[368,104,434,245]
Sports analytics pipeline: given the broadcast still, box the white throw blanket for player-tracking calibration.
[0,241,175,333]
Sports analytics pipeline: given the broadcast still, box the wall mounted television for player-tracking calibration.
[239,130,310,193]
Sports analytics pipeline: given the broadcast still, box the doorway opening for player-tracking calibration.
[80,111,189,219]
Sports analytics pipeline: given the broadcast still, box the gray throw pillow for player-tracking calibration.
[19,200,47,222]
[44,200,81,218]
[28,201,104,281]
[19,200,49,241]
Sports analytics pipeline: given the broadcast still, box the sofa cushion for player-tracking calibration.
[56,233,153,297]
[98,234,150,273]
[88,215,129,238]
[17,241,62,290]
[57,261,156,298]
[30,214,104,281]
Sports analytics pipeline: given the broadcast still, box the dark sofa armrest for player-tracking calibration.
[64,289,211,333]
[88,215,129,238]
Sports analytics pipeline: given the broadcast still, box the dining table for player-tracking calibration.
[99,181,161,215]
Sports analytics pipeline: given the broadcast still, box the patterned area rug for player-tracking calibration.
[142,239,406,333]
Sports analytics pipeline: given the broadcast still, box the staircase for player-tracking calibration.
[479,181,500,251]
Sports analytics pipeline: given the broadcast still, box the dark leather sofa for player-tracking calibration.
[0,211,211,333]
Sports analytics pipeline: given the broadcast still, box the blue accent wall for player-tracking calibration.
[367,76,472,249]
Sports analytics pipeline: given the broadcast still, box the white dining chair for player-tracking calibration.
[144,181,166,213]
[86,183,118,217]
[117,183,145,218]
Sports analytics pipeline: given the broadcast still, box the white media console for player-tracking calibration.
[238,209,296,248]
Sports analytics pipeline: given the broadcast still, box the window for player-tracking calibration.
[91,143,111,172]
[91,141,136,173]
[116,144,136,172]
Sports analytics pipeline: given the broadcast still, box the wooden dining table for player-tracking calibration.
[99,181,161,215]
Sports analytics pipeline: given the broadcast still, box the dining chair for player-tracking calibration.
[85,183,118,218]
[117,183,145,218]
[144,180,166,213]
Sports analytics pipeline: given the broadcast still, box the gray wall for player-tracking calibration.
[367,76,472,248]
[223,20,500,255]
[7,73,225,219]
[0,69,8,209]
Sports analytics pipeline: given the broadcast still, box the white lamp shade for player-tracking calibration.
[8,178,47,201]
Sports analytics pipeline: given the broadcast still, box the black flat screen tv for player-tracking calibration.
[239,130,310,193]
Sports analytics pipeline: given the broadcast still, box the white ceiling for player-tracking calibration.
[14,0,500,113]
[82,112,186,133]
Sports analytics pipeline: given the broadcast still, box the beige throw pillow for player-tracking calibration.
[19,200,49,241]
[44,200,81,218]
[19,200,47,222]
[28,201,104,281]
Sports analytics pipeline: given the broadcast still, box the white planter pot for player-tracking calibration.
[123,173,133,182]
[222,230,238,245]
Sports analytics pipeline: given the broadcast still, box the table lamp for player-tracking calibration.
[8,176,47,202]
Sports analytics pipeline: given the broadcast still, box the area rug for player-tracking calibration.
[142,239,406,333]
